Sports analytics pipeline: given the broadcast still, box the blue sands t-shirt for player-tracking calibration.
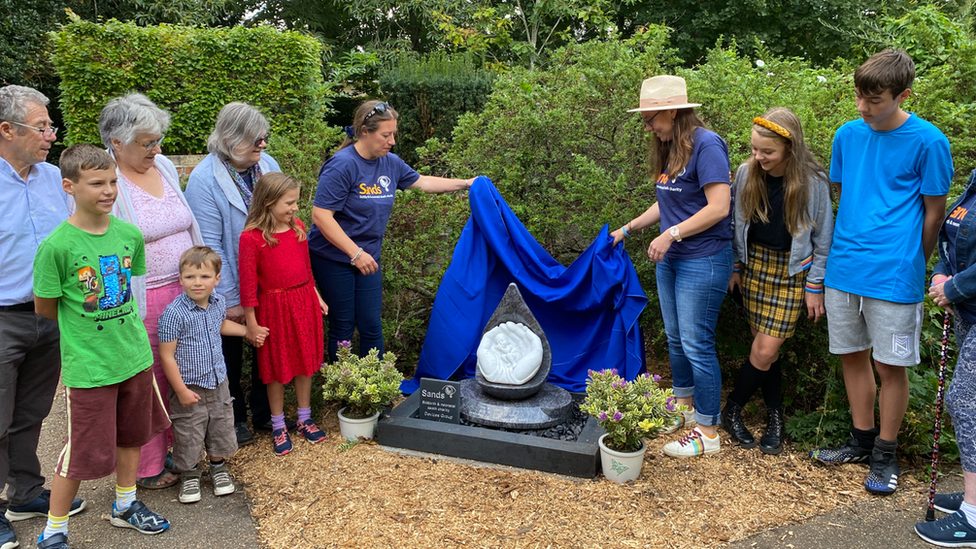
[826,114,954,303]
[656,127,732,259]
[308,146,420,263]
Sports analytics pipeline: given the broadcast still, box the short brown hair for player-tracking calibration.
[59,143,115,182]
[854,49,915,98]
[179,246,222,274]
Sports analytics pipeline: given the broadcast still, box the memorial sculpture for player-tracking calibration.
[460,283,574,429]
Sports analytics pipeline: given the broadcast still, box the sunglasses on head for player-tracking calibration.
[363,102,391,122]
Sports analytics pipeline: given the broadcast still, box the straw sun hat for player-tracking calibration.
[626,75,701,113]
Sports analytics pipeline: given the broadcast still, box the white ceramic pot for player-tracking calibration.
[598,434,646,483]
[337,407,381,441]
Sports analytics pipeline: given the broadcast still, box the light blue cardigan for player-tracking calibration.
[183,152,280,308]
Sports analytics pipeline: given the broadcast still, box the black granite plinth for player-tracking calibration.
[460,379,572,429]
[377,391,603,478]
[476,283,552,400]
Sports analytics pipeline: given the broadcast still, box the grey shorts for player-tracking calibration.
[824,287,923,366]
[168,378,238,470]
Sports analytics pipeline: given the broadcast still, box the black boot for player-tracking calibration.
[721,400,757,448]
[760,406,785,455]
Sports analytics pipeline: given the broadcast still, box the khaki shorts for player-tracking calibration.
[56,368,171,481]
[825,287,923,366]
[168,378,238,471]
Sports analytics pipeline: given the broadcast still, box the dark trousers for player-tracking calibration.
[222,335,271,426]
[0,311,61,512]
[310,254,384,363]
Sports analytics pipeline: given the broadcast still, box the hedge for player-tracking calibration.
[379,52,495,165]
[51,18,328,154]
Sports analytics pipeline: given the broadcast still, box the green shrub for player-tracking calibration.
[51,18,329,154]
[378,52,496,165]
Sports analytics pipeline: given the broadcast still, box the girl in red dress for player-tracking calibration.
[240,172,328,456]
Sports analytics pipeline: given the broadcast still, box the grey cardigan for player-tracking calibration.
[731,163,834,291]
[183,152,280,308]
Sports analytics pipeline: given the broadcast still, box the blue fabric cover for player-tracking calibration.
[402,176,648,394]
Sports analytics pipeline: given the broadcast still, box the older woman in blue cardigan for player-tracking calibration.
[184,102,282,446]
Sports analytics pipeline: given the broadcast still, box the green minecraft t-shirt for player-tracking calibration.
[33,217,153,388]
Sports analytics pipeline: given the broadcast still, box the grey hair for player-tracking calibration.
[0,85,50,124]
[207,103,270,164]
[98,93,172,152]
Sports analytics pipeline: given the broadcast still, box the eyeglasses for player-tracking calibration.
[363,102,391,122]
[254,133,270,146]
[641,111,662,127]
[133,137,164,151]
[8,121,58,137]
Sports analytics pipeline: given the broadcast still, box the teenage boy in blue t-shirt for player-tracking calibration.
[810,49,954,496]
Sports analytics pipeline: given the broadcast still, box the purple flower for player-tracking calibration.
[338,340,352,348]
[644,392,652,399]
[653,374,661,383]
[611,368,619,376]
[342,369,352,376]
[642,372,651,378]
[666,401,676,412]
[599,412,608,421]
[612,412,623,421]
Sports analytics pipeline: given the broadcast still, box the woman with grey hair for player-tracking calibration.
[184,102,280,446]
[99,93,204,489]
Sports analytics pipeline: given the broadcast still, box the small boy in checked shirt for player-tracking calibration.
[158,246,268,504]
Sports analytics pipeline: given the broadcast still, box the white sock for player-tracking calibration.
[960,501,976,526]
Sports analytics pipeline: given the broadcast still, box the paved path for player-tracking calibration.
[5,385,261,549]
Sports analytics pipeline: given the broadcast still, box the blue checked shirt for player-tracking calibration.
[157,291,228,389]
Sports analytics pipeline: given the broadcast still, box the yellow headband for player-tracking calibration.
[753,117,791,140]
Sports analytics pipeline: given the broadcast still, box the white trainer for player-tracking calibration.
[663,426,721,458]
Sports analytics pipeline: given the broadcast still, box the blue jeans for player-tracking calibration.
[656,243,734,426]
[310,254,384,363]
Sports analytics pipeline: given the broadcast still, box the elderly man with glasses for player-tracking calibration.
[0,85,85,549]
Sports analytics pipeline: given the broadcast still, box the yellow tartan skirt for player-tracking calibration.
[742,244,807,339]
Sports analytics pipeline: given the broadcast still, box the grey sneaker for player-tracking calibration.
[179,468,202,504]
[210,463,235,497]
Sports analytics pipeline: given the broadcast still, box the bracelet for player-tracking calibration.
[621,225,631,238]
[350,247,363,265]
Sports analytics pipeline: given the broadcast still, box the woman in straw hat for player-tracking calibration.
[723,108,832,455]
[611,75,733,458]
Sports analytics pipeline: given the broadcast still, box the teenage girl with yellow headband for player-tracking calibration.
[723,107,834,454]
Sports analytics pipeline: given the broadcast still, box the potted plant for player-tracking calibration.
[322,341,403,441]
[580,368,682,483]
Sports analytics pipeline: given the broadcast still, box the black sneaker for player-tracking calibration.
[864,445,899,495]
[915,511,976,547]
[234,422,254,446]
[6,489,86,521]
[809,435,872,464]
[935,492,965,514]
[1,516,17,549]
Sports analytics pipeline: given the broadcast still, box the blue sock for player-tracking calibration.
[271,413,286,431]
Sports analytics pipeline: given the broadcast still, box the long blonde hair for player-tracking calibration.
[654,108,707,180]
[739,107,826,236]
[243,172,306,246]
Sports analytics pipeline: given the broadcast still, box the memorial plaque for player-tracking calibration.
[418,378,461,424]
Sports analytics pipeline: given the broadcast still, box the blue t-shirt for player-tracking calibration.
[656,127,733,259]
[944,191,976,321]
[826,114,954,303]
[308,146,420,263]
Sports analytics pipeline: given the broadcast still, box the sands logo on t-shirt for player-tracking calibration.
[656,170,686,193]
[947,204,969,229]
[358,178,394,199]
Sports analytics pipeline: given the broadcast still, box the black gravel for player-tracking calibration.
[459,403,589,441]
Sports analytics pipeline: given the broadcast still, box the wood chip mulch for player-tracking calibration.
[232,403,929,549]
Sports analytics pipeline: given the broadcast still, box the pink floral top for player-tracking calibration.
[120,169,193,289]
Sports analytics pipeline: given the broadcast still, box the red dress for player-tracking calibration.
[238,219,324,384]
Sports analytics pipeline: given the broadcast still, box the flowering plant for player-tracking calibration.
[580,368,683,453]
[321,341,403,419]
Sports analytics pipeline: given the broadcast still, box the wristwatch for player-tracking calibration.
[669,225,682,242]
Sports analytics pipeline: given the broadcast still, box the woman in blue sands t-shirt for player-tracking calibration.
[610,75,734,459]
[309,101,475,363]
